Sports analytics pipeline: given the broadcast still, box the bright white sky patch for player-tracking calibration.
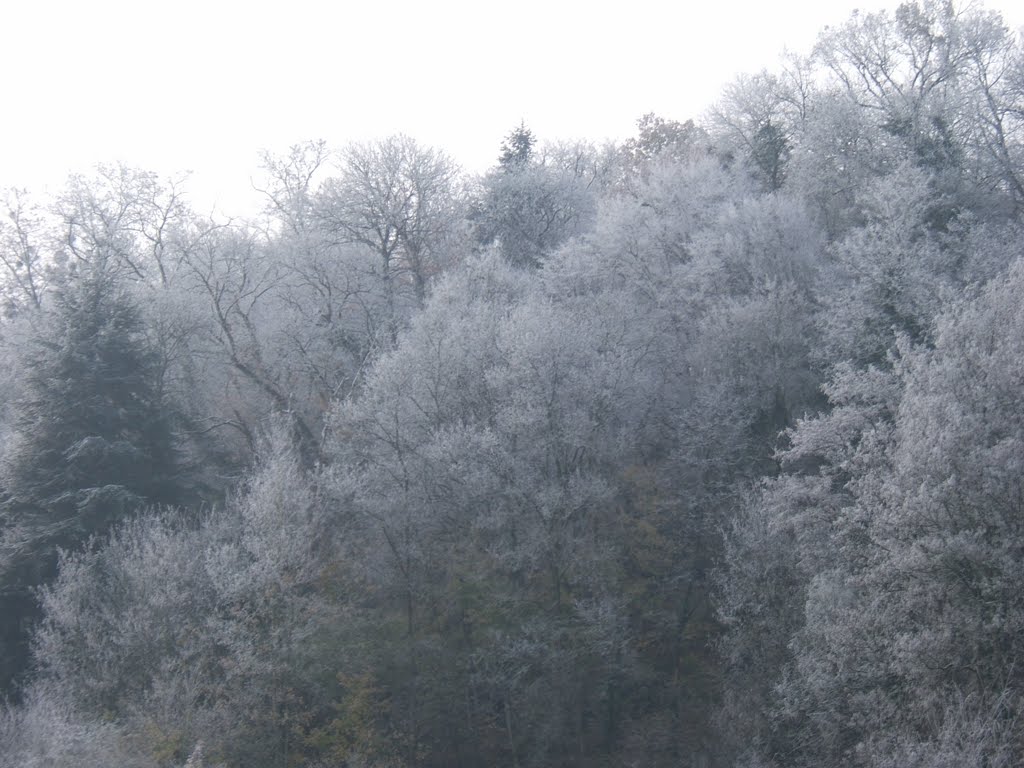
[1,0,1020,215]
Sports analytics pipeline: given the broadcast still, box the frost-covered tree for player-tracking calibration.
[619,113,712,181]
[474,132,600,268]
[817,162,961,366]
[0,188,51,313]
[31,422,341,766]
[55,164,191,286]
[1,268,180,530]
[718,254,1024,768]
[0,681,152,768]
[0,267,180,695]
[805,0,1024,224]
[316,134,467,334]
[498,122,536,170]
[1,5,1022,764]
[710,71,797,190]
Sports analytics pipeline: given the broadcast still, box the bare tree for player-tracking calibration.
[316,135,466,340]
[254,139,330,237]
[0,189,49,312]
[55,164,191,286]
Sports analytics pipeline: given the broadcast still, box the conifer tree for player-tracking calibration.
[0,267,180,695]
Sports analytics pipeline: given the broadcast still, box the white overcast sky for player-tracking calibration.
[0,0,1021,214]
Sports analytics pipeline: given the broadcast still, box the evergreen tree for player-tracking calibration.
[0,268,180,696]
[498,122,535,170]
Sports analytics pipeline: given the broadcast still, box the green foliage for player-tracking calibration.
[6,272,179,510]
[751,120,789,190]
[0,268,181,697]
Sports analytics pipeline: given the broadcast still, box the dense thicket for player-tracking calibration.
[1,2,1023,766]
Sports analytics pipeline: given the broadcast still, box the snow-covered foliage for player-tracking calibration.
[0,3,1022,766]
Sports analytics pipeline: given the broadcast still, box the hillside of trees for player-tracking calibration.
[1,2,1023,766]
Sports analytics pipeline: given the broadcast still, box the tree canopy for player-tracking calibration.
[1,3,1024,766]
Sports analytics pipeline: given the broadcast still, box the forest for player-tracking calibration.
[1,2,1023,766]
